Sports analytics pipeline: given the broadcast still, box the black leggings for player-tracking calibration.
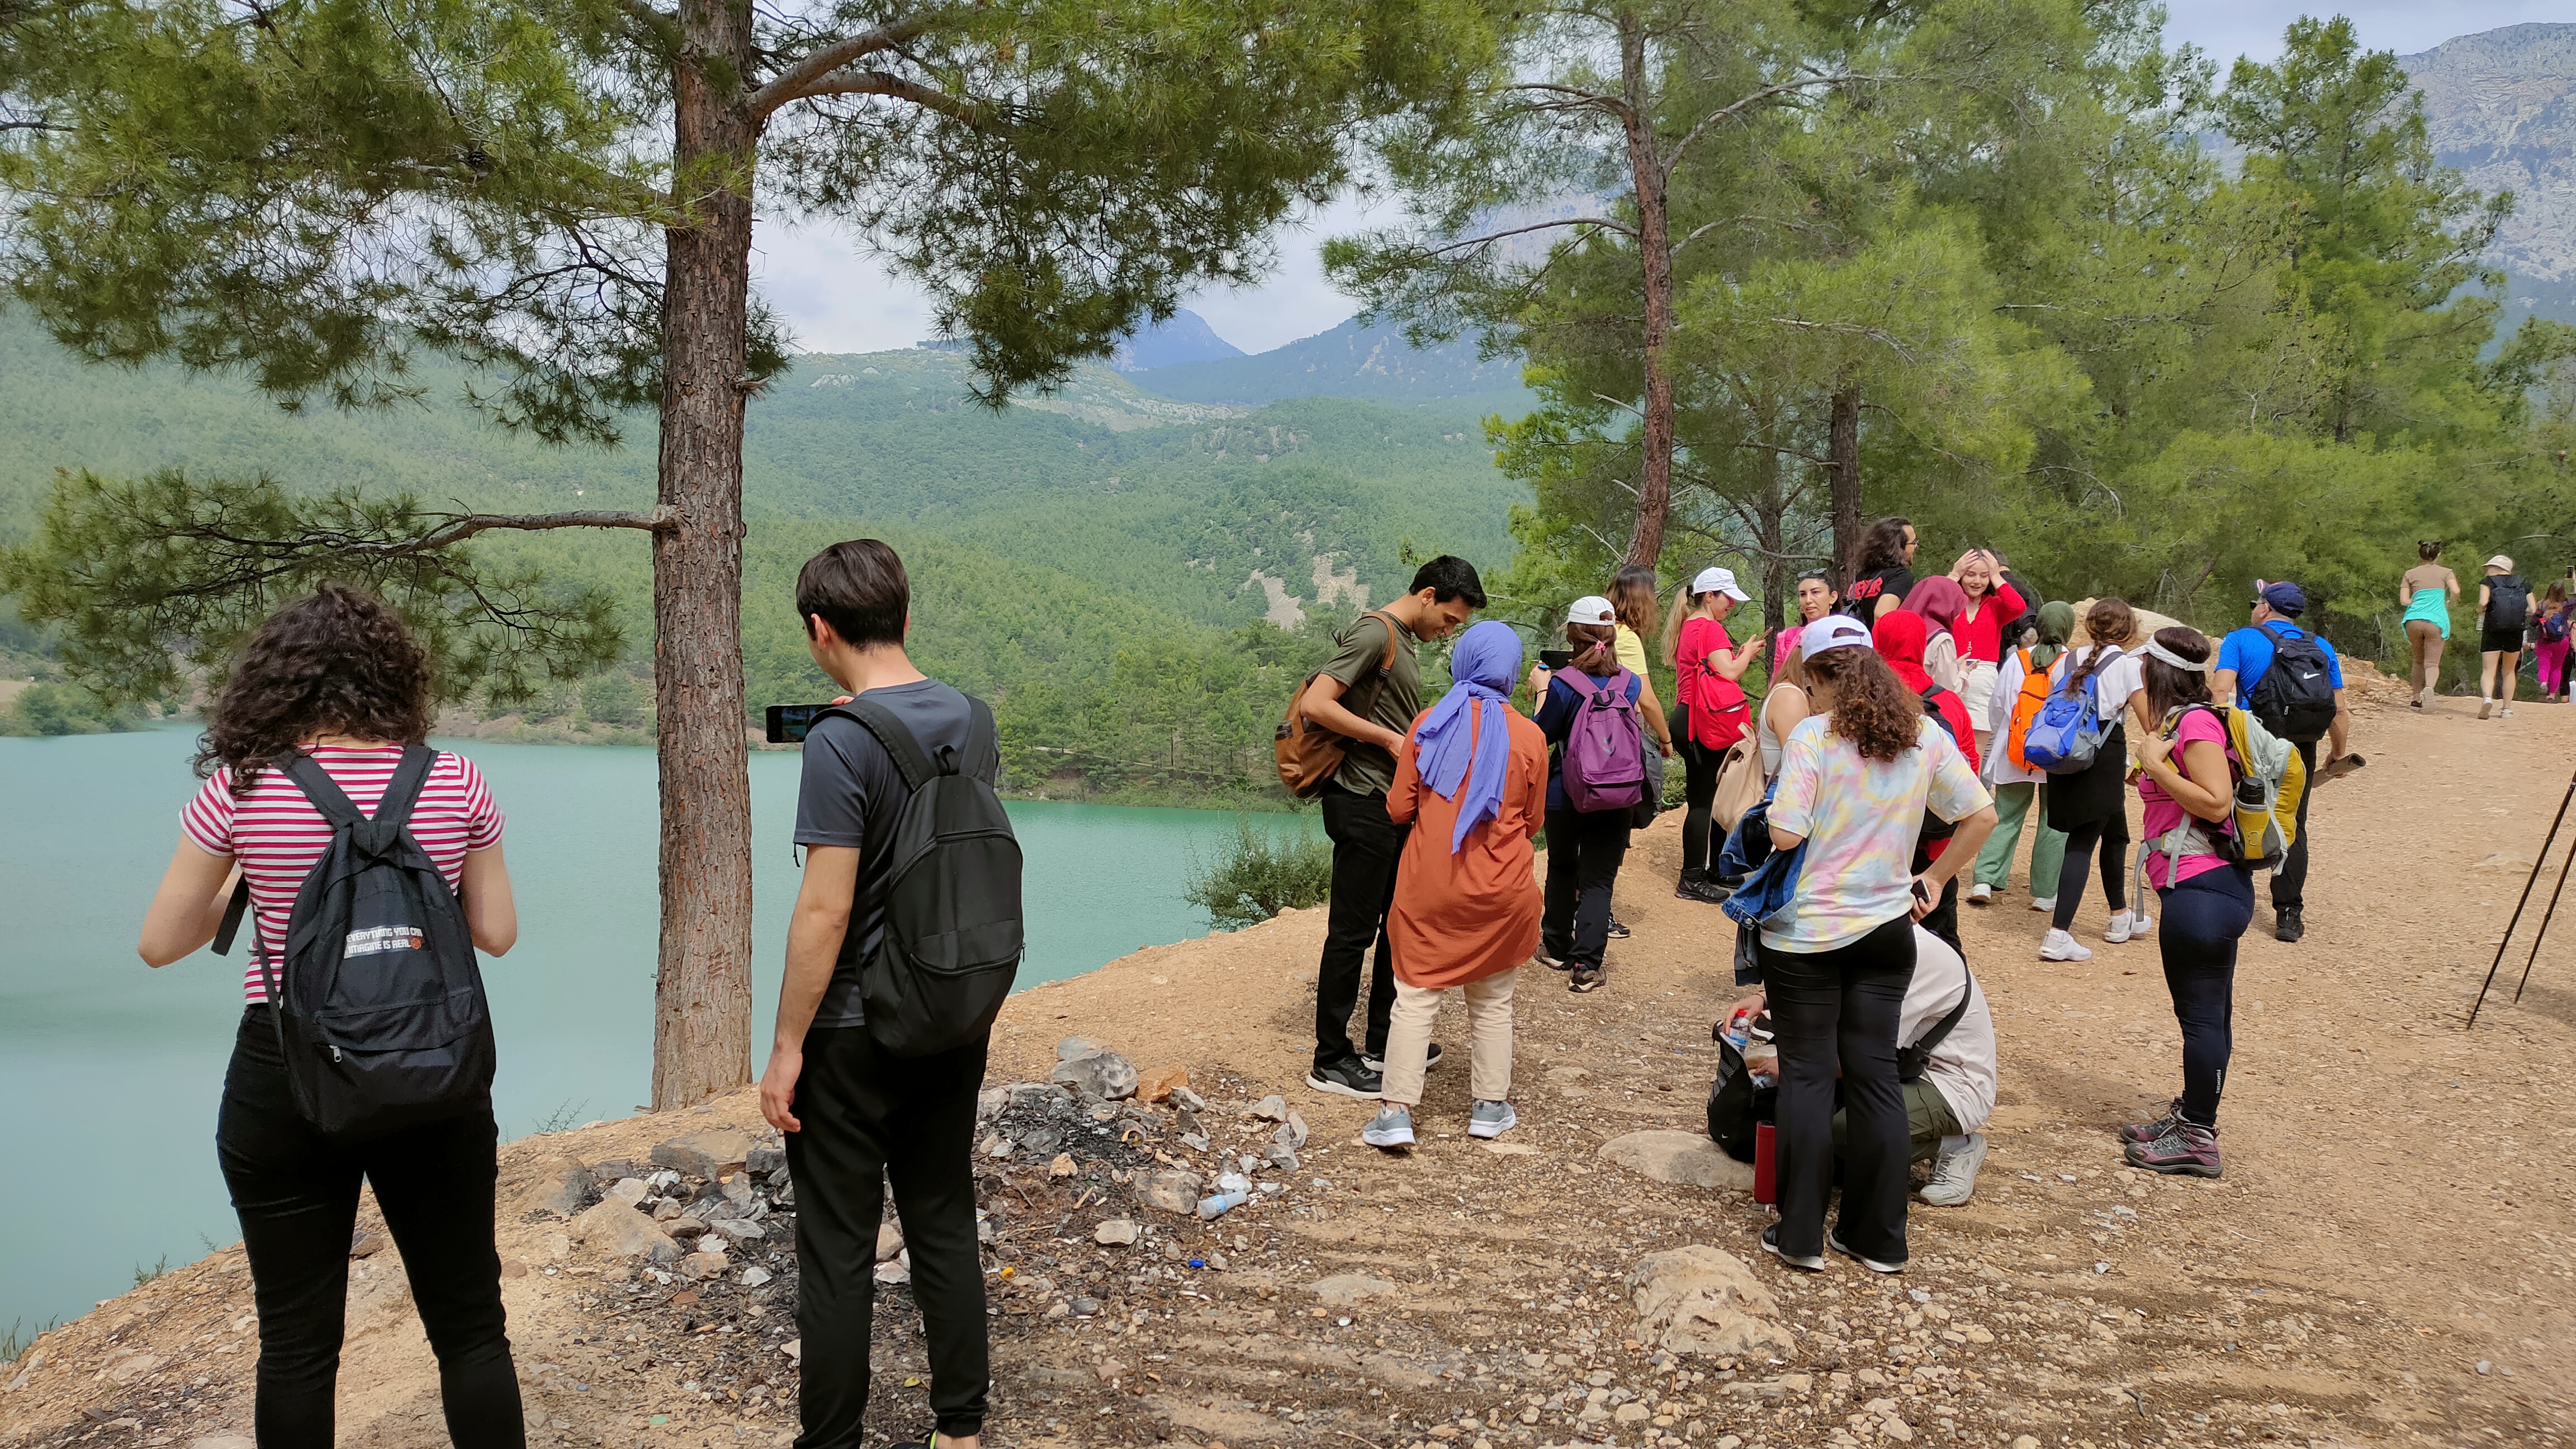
[217,1010,522,1448]
[2052,817,2130,931]
[1678,733,1725,877]
[1758,915,1917,1265]
[2157,865,2255,1128]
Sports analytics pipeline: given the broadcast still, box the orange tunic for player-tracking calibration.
[1385,699,1550,989]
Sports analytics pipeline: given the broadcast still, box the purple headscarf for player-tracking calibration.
[1414,620,1523,852]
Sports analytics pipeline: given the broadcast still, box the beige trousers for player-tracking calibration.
[1381,972,1516,1107]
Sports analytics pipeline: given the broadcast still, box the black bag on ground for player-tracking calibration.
[1705,1037,1777,1162]
[214,747,494,1143]
[2247,629,2338,744]
[823,697,1025,1057]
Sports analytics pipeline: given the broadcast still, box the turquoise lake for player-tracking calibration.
[0,727,1304,1334]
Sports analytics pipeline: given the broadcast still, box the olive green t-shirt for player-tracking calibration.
[1319,612,1422,796]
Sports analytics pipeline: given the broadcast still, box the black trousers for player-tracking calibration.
[1542,804,1633,968]
[2271,739,2317,912]
[216,1008,522,1449]
[1315,782,1406,1069]
[786,1026,991,1446]
[2158,865,2255,1128]
[1677,733,1724,878]
[1759,915,1916,1265]
[2051,817,2130,932]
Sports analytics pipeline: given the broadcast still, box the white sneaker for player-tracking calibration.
[2502,707,2516,718]
[1361,1105,1415,1150]
[1919,1134,1987,1207]
[2480,697,2494,719]
[2104,910,2151,943]
[1966,883,1993,905]
[2039,928,2094,962]
[2029,896,2055,914]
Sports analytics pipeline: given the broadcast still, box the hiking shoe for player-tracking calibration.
[1304,1058,1384,1101]
[1606,917,1631,940]
[1361,1105,1416,1150]
[2028,896,2055,913]
[1361,1043,1441,1074]
[1677,875,1732,905]
[2125,1120,2222,1178]
[2275,907,2304,943]
[1569,966,1607,993]
[1919,1134,1987,1207]
[1535,949,1573,971]
[2502,706,2516,718]
[2039,928,2094,962]
[1759,1224,1825,1272]
[1827,1230,1906,1274]
[2120,1097,2185,1144]
[1966,883,1993,905]
[1467,1100,1518,1139]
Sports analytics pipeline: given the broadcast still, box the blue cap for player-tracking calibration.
[2260,581,2306,616]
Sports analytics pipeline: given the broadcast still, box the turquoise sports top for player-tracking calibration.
[2403,585,2450,638]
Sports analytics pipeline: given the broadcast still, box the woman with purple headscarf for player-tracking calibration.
[1364,620,1549,1150]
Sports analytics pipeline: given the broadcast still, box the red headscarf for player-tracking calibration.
[1904,575,1969,638]
[1873,609,1936,692]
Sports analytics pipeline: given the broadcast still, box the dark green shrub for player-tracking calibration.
[1185,817,1334,930]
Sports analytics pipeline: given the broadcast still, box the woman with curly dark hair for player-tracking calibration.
[1840,516,1919,625]
[137,583,526,1448]
[1752,614,1994,1274]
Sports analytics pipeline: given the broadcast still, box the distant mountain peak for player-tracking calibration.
[2401,23,2576,290]
[1110,309,1246,373]
[1126,314,1530,408]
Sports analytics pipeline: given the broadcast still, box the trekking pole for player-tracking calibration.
[2468,767,2576,1029]
[2512,826,2576,1006]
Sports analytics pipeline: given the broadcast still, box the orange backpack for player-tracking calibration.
[2004,646,2054,772]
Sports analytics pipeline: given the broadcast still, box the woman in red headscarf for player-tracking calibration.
[1874,609,1978,953]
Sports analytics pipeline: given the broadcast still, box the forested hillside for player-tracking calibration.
[0,314,1523,802]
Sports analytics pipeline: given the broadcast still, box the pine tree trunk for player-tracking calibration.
[1828,386,1861,581]
[1618,12,1675,571]
[650,1,759,1110]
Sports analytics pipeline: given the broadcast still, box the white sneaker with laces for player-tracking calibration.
[1361,1105,1415,1150]
[1919,1134,1988,1206]
[2029,896,2054,914]
[2039,928,2094,962]
[2103,911,2133,944]
[1966,883,1993,905]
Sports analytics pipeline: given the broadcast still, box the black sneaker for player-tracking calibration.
[2275,907,2304,943]
[1676,875,1732,905]
[1361,1043,1442,1074]
[1304,1057,1384,1100]
[1606,917,1632,940]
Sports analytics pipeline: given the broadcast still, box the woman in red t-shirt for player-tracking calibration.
[1942,549,2026,764]
[136,584,525,1447]
[1663,566,1768,903]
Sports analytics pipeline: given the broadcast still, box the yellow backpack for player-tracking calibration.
[2144,704,2304,875]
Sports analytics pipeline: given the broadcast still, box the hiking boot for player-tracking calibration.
[2039,928,2094,962]
[2275,907,2304,943]
[1304,1058,1384,1101]
[1677,874,1732,905]
[2120,1097,2185,1144]
[1828,1229,1906,1274]
[1467,1100,1518,1139]
[1361,1043,1441,1074]
[1919,1134,1987,1207]
[2028,895,2055,913]
[1569,965,1607,993]
[1606,917,1631,940]
[1535,948,1573,971]
[1759,1224,1825,1273]
[2125,1120,2222,1178]
[1361,1105,1415,1150]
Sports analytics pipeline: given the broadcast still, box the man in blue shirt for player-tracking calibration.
[2210,581,2351,945]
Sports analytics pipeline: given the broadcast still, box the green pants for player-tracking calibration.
[1831,1078,1965,1164]
[1974,779,2066,898]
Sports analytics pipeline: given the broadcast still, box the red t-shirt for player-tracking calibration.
[180,744,504,1004]
[2139,708,2232,889]
[1950,581,2027,665]
[1676,615,1748,749]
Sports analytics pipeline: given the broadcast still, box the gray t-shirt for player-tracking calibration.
[793,677,992,1028]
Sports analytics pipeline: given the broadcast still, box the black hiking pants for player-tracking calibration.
[1315,782,1405,1070]
[786,1026,990,1447]
[217,1008,523,1449]
[1759,915,1917,1267]
[2271,739,2317,914]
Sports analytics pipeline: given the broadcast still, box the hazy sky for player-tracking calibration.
[757,3,2563,359]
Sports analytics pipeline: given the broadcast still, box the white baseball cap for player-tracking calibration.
[1800,614,1874,658]
[1690,566,1752,603]
[2488,554,2515,571]
[1566,595,1617,626]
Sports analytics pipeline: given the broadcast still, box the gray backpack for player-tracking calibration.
[822,697,1024,1057]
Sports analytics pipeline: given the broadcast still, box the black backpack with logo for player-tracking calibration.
[822,697,1025,1057]
[214,748,495,1142]
[2247,626,2338,744]
[2488,574,2531,631]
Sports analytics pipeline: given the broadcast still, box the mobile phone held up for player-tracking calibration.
[765,704,839,744]
[1539,647,1574,670]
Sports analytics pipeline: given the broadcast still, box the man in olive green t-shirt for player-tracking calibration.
[1299,556,1486,1098]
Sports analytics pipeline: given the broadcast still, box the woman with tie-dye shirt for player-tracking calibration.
[1753,614,1994,1277]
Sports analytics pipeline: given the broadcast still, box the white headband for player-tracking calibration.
[2140,640,2208,673]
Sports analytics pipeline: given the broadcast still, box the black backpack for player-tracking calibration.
[822,697,1024,1057]
[214,748,494,1142]
[2488,574,2531,631]
[1916,685,1962,845]
[2247,626,2338,744]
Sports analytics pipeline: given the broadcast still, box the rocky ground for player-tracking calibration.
[4,669,2572,1449]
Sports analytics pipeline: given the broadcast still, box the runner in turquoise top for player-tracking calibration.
[2397,542,2460,710]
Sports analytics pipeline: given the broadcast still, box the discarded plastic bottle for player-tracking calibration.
[1197,1190,1252,1221]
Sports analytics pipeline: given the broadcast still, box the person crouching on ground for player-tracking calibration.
[1363,621,1548,1149]
[1730,924,1997,1206]
[1756,615,1995,1275]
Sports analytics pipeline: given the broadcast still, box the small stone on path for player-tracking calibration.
[1599,1130,1757,1190]
[1095,1219,1141,1246]
[652,1130,753,1178]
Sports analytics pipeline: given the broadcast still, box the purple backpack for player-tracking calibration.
[1558,668,1647,813]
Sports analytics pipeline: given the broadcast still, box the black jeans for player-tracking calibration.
[1315,782,1406,1069]
[1759,915,1916,1265]
[1677,733,1724,878]
[216,1008,522,1448]
[2051,817,2130,932]
[1542,804,1632,968]
[786,1026,991,1446]
[2271,739,2317,912]
[2157,865,2255,1128]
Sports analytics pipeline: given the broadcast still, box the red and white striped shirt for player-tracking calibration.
[179,744,505,1004]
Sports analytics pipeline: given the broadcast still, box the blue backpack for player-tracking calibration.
[2020,648,2118,774]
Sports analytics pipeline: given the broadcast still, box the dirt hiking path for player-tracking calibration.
[6,680,2573,1449]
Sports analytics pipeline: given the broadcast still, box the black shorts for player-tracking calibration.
[2483,626,2526,655]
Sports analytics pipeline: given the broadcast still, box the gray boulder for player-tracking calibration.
[1627,1246,1797,1356]
[518,1154,596,1215]
[652,1130,754,1179]
[1052,1051,1139,1101]
[570,1200,681,1264]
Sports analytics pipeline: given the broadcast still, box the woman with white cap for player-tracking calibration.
[2478,555,2531,719]
[1755,614,1995,1273]
[1664,565,1766,903]
[1529,596,1647,993]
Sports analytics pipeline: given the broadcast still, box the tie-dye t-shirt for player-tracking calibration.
[1763,713,1990,953]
